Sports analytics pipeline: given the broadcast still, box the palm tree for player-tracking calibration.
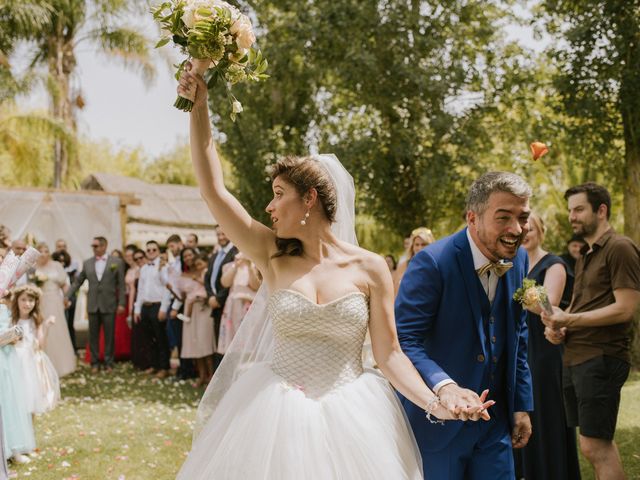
[0,0,52,100]
[1,1,77,187]
[26,0,156,187]
[0,104,76,186]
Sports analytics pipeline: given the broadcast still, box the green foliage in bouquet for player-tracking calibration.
[513,278,549,308]
[151,0,268,118]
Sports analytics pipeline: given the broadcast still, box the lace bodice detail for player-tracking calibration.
[268,289,369,398]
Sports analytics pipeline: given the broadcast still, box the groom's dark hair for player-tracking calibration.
[466,172,532,215]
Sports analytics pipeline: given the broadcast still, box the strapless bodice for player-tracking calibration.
[268,289,369,398]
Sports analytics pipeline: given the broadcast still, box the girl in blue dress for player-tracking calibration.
[0,299,36,464]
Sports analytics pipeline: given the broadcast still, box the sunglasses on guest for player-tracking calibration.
[146,247,158,253]
[91,244,100,249]
[134,255,145,262]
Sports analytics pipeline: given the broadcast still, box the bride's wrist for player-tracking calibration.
[425,396,445,425]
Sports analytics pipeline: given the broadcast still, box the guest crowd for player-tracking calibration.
[1,181,639,479]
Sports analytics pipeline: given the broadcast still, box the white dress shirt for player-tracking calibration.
[134,257,168,314]
[466,229,499,303]
[209,242,234,295]
[162,257,183,311]
[95,255,107,282]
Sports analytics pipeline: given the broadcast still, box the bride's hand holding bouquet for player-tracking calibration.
[152,0,268,120]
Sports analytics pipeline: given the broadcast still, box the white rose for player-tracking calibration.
[229,47,248,63]
[232,100,243,113]
[230,14,256,50]
[182,7,196,28]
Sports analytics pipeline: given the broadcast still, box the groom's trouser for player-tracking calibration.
[421,404,513,480]
[88,310,115,367]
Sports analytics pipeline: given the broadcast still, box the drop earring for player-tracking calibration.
[300,211,310,226]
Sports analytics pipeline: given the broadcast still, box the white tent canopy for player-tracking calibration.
[82,173,217,246]
[0,188,123,261]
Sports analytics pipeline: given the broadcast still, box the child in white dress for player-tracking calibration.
[10,285,60,415]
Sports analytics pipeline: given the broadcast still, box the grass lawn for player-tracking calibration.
[8,364,640,479]
[9,362,203,480]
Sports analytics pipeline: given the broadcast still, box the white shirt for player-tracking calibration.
[161,257,183,311]
[134,258,168,314]
[433,229,498,395]
[466,229,499,303]
[209,243,234,295]
[95,255,107,282]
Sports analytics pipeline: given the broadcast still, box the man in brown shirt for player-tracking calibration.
[542,182,640,480]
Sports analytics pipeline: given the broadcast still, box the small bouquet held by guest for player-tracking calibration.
[152,0,269,118]
[513,278,553,315]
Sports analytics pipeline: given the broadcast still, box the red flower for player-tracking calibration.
[530,142,549,161]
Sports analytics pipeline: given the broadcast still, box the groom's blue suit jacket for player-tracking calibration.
[395,228,533,452]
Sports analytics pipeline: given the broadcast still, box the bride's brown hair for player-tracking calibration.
[10,284,45,328]
[268,155,338,257]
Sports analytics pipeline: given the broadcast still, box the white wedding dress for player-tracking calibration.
[177,288,423,479]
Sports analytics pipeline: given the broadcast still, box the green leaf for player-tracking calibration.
[155,37,170,48]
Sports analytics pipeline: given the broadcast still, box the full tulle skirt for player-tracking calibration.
[15,344,60,415]
[178,363,423,480]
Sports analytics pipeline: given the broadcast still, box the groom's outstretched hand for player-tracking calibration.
[438,384,493,421]
[511,412,532,448]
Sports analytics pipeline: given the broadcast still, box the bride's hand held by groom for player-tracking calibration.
[436,384,495,421]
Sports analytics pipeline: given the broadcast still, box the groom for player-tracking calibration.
[396,172,534,479]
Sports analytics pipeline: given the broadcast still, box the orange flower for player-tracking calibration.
[530,142,549,161]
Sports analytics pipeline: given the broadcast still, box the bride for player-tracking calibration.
[176,62,494,479]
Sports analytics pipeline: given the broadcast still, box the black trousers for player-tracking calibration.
[88,310,115,367]
[212,307,224,370]
[65,294,77,351]
[167,307,196,379]
[141,303,170,371]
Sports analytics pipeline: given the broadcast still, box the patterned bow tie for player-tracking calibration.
[476,260,513,278]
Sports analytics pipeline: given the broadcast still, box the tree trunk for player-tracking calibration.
[49,34,75,188]
[623,141,640,244]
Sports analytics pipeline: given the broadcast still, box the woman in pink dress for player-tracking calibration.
[34,243,76,377]
[171,251,214,387]
[217,252,261,354]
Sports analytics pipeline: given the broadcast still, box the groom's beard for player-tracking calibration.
[477,229,524,261]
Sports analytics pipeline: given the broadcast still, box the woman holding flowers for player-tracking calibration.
[172,50,496,477]
[515,213,580,480]
[35,243,76,377]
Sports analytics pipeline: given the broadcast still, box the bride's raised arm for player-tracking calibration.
[178,61,276,270]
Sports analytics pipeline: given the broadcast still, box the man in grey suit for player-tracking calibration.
[66,236,125,373]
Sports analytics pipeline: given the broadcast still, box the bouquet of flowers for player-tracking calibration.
[28,271,48,287]
[513,278,553,315]
[152,0,269,119]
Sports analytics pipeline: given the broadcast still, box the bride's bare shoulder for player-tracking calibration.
[342,243,388,275]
